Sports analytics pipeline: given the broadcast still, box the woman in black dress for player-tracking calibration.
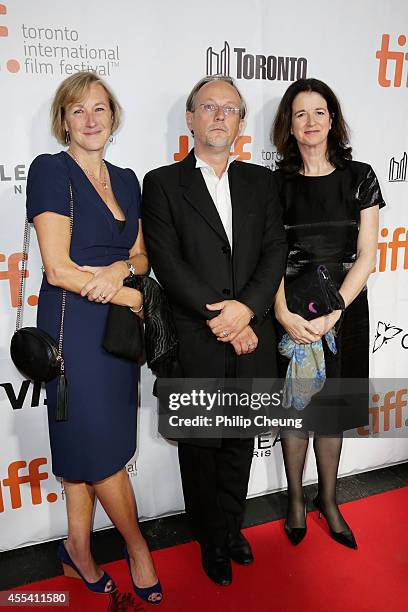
[272,78,385,548]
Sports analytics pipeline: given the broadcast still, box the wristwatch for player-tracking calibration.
[126,261,136,276]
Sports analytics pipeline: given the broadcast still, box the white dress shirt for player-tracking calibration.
[195,155,235,247]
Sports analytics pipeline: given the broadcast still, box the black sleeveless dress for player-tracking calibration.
[274,160,385,434]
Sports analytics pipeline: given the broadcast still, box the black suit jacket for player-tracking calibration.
[142,149,287,383]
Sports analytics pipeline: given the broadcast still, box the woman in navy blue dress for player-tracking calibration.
[27,72,162,603]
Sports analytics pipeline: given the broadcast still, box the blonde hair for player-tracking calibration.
[50,71,122,144]
[186,75,247,119]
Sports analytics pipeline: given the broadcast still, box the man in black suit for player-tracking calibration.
[142,75,286,585]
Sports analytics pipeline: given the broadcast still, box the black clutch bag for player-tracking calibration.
[285,265,345,321]
[102,276,145,362]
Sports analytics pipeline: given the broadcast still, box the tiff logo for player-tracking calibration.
[358,389,408,436]
[377,227,408,272]
[0,250,38,307]
[376,34,408,87]
[0,252,27,307]
[174,134,252,162]
[389,152,407,182]
[206,41,230,76]
[0,458,58,512]
[0,3,20,73]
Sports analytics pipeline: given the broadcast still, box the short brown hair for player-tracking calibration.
[272,78,352,175]
[186,75,247,119]
[50,71,122,145]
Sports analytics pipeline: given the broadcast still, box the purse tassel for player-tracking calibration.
[55,361,68,421]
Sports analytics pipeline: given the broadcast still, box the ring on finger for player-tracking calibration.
[220,330,229,338]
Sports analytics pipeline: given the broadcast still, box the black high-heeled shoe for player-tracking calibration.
[313,497,357,549]
[284,500,307,545]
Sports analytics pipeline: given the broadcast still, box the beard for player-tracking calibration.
[205,128,231,148]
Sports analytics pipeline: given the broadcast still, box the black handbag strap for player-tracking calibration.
[16,183,74,372]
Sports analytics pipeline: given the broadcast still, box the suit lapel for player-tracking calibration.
[180,150,229,243]
[229,161,255,246]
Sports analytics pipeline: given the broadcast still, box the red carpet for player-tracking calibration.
[7,487,408,612]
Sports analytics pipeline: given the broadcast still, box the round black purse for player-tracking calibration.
[10,184,73,421]
[10,326,61,382]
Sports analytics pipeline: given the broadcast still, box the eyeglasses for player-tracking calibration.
[197,103,241,116]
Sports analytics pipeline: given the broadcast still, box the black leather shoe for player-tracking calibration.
[284,502,307,545]
[200,545,232,586]
[226,531,254,565]
[313,497,358,550]
[284,522,307,545]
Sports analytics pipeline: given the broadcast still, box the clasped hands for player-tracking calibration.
[276,307,342,345]
[76,261,129,303]
[78,266,257,355]
[206,300,258,356]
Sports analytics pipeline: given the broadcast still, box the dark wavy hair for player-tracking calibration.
[272,78,352,176]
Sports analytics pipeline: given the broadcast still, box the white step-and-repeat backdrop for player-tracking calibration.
[1,0,407,551]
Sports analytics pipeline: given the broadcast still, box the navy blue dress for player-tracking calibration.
[26,151,140,481]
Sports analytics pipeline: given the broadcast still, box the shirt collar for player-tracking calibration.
[195,154,236,175]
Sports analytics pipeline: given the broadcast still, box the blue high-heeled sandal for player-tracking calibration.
[58,541,116,594]
[124,546,163,605]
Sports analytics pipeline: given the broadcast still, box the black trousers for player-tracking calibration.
[178,346,254,546]
[178,438,254,546]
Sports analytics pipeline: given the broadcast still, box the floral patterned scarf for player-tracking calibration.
[278,331,337,411]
